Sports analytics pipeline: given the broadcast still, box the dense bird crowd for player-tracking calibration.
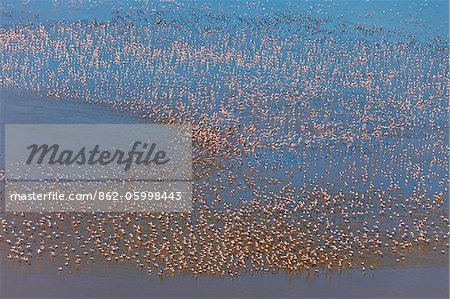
[0,5,448,277]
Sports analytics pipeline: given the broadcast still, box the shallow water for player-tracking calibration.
[0,88,142,167]
[1,260,448,298]
[1,0,448,41]
[1,88,448,298]
[0,1,449,296]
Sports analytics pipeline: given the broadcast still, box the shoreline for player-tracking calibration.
[2,261,448,298]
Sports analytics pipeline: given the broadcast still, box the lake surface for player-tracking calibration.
[1,88,448,298]
[2,260,448,298]
[0,1,448,297]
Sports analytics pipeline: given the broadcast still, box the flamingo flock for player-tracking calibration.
[0,2,448,278]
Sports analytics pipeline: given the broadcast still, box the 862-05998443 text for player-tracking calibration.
[8,191,184,201]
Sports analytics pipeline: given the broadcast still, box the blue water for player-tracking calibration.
[2,260,448,298]
[1,0,448,42]
[0,88,142,168]
[0,1,448,297]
